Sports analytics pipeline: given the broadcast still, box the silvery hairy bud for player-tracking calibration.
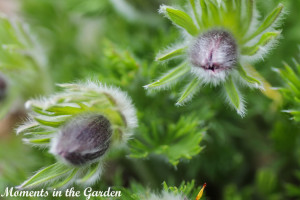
[51,114,112,166]
[17,82,137,189]
[190,30,238,85]
[146,1,284,116]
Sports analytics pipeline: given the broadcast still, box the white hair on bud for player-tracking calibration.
[17,80,138,189]
[222,81,246,117]
[241,32,282,64]
[175,79,202,106]
[233,69,264,91]
[191,67,232,86]
[155,43,188,62]
[144,64,190,91]
[50,114,113,167]
[248,4,286,41]
[22,80,137,150]
[242,4,286,63]
[57,168,83,191]
[16,165,73,190]
[159,4,197,40]
[74,80,138,143]
[16,120,38,135]
[242,1,260,39]
[189,29,238,86]
[22,138,51,148]
[148,191,185,200]
[25,95,65,111]
[78,163,103,186]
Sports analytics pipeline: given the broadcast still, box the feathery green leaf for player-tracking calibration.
[144,63,189,89]
[161,6,199,36]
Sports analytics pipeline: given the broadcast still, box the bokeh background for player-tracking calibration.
[1,0,300,199]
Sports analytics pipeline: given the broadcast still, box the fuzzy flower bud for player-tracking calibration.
[16,81,137,189]
[190,30,238,85]
[145,0,284,116]
[51,114,112,166]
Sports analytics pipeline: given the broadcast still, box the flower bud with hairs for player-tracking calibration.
[144,0,285,116]
[16,81,137,189]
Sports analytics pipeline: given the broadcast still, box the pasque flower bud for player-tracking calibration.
[51,114,112,166]
[145,0,284,116]
[17,81,137,189]
[190,30,238,85]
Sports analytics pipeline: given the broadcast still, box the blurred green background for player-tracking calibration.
[1,0,300,199]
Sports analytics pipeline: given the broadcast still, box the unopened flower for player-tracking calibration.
[51,114,113,166]
[144,0,285,116]
[190,29,238,85]
[16,81,137,189]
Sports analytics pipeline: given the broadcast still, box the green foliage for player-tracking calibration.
[130,115,205,166]
[163,180,201,199]
[0,16,50,118]
[161,6,199,36]
[242,32,281,55]
[224,77,244,116]
[245,3,284,41]
[176,77,202,106]
[113,180,202,200]
[156,46,187,62]
[275,61,300,121]
[17,163,73,189]
[1,0,300,200]
[285,171,300,198]
[274,54,300,199]
[255,169,280,199]
[236,64,263,88]
[100,40,140,86]
[144,63,190,90]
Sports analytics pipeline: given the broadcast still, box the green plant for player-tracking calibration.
[273,55,300,198]
[16,81,137,189]
[115,180,205,200]
[274,60,300,121]
[130,115,206,166]
[145,0,284,116]
[2,0,300,200]
[0,16,51,118]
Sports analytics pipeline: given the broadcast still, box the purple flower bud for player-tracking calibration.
[189,30,238,85]
[51,114,112,166]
